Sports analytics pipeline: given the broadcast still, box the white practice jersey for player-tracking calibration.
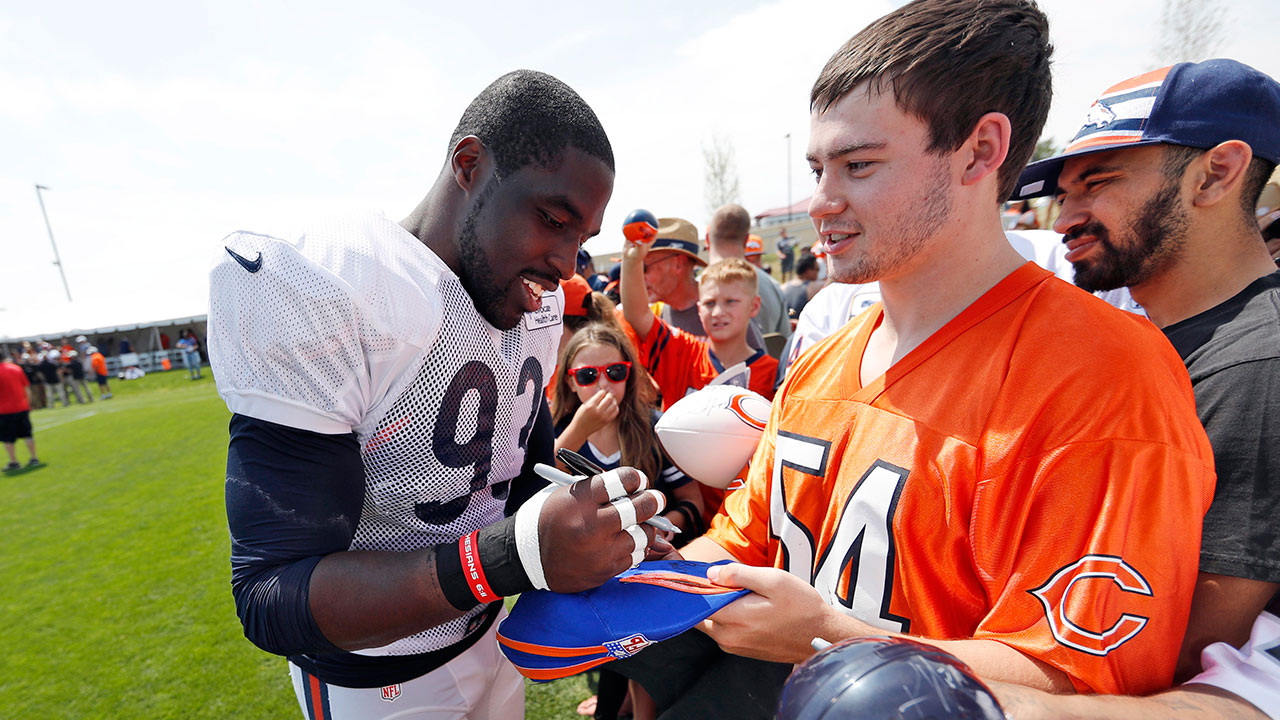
[1186,611,1280,719]
[209,212,563,656]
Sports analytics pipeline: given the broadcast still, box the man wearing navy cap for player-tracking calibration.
[1005,58,1280,719]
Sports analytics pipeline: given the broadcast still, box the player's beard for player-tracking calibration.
[456,180,517,330]
[1069,176,1189,293]
[828,155,953,285]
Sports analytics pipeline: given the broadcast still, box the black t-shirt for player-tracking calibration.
[37,359,61,384]
[783,282,809,318]
[1162,271,1280,585]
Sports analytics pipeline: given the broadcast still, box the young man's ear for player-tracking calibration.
[450,136,487,193]
[749,295,761,318]
[960,112,1012,191]
[1189,140,1253,210]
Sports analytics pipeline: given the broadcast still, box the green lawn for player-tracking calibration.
[0,370,591,719]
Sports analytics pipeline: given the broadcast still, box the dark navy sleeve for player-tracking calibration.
[225,413,365,656]
[505,401,555,515]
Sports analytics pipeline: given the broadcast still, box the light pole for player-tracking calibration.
[785,133,792,223]
[35,184,72,302]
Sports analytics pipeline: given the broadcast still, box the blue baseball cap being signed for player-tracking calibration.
[1013,59,1280,201]
[496,559,748,682]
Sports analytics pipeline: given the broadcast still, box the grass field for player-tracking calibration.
[0,369,591,719]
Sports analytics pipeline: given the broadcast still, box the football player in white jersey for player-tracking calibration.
[209,70,669,720]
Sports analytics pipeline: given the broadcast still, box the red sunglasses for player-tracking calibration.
[569,361,631,386]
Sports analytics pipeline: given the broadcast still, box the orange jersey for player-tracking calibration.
[91,353,107,376]
[633,315,777,410]
[707,263,1215,695]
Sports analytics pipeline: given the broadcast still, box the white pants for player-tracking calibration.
[288,619,523,720]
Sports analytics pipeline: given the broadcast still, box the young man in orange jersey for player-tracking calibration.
[611,1,1215,717]
[620,243,778,407]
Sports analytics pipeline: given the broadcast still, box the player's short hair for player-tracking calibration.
[699,258,758,295]
[811,0,1053,202]
[709,204,752,243]
[1162,145,1278,222]
[449,70,615,178]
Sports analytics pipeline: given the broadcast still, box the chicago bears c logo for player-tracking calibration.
[727,393,769,431]
[1030,555,1152,656]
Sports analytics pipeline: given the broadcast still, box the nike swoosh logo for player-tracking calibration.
[225,246,263,273]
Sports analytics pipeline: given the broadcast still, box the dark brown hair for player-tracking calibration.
[811,0,1053,201]
[550,323,662,483]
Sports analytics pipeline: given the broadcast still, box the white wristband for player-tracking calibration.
[514,485,554,591]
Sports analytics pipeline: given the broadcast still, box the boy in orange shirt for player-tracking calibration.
[620,241,777,408]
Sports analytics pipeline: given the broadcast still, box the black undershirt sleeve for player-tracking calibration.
[504,400,555,515]
[225,413,365,657]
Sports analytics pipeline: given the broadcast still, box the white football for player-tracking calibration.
[655,385,771,489]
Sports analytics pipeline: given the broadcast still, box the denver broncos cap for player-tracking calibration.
[496,559,749,681]
[1013,59,1280,200]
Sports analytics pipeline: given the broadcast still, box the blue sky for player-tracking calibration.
[2,0,1276,337]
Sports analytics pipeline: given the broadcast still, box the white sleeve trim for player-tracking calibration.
[1184,611,1280,719]
[222,389,354,435]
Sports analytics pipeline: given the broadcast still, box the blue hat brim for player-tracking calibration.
[1011,139,1174,201]
[497,560,749,681]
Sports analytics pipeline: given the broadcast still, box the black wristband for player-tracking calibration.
[435,515,533,612]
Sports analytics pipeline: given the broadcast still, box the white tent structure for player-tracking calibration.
[1,315,207,375]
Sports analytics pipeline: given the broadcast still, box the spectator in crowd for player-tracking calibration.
[0,350,39,471]
[776,227,796,281]
[1002,199,1039,230]
[578,248,610,292]
[62,351,92,404]
[639,218,709,337]
[37,351,67,408]
[177,330,203,380]
[706,205,792,347]
[782,251,820,320]
[544,273,632,414]
[552,321,704,537]
[89,347,112,400]
[1016,58,1280,687]
[20,353,45,410]
[744,235,765,269]
[621,247,778,408]
[75,335,94,376]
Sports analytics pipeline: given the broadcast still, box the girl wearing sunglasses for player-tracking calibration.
[549,322,706,720]
[549,323,705,540]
